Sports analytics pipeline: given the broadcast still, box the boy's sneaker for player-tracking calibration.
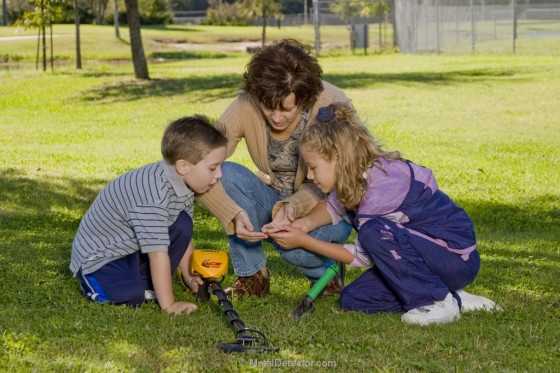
[144,290,157,301]
[457,290,502,312]
[401,293,460,326]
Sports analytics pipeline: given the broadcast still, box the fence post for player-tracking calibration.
[512,0,517,54]
[313,0,320,56]
[470,0,475,52]
[436,0,440,54]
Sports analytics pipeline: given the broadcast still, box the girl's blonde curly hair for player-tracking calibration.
[300,102,402,210]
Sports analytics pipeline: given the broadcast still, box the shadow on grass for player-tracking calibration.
[74,66,526,104]
[79,73,242,103]
[459,195,560,244]
[151,51,229,60]
[325,67,523,90]
[143,25,203,33]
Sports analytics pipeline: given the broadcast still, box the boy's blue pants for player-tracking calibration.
[78,211,193,306]
[339,219,480,313]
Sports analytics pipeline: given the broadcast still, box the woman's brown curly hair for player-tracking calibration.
[242,39,324,110]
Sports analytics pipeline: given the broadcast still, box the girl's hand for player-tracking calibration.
[262,203,295,233]
[268,225,309,249]
[164,301,198,315]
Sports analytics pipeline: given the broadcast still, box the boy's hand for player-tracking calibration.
[234,210,268,242]
[182,274,204,293]
[164,301,198,315]
[268,225,309,249]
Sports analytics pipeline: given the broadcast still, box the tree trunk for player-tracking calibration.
[41,0,46,72]
[124,0,149,80]
[50,21,53,71]
[73,0,82,69]
[261,9,266,47]
[2,0,8,26]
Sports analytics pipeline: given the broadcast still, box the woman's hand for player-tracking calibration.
[234,210,268,242]
[290,217,312,233]
[262,203,295,233]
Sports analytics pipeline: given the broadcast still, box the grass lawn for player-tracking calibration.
[1,25,559,372]
[0,23,393,64]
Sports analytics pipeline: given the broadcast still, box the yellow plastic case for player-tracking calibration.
[191,249,228,279]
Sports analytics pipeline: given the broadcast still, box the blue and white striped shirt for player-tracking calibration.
[70,160,194,275]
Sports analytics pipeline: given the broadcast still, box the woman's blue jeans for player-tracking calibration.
[221,162,352,281]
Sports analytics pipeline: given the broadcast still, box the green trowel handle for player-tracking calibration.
[307,264,339,300]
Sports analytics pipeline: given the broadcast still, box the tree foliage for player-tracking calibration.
[329,0,361,23]
[203,0,252,26]
[87,0,108,24]
[330,0,392,23]
[241,0,282,46]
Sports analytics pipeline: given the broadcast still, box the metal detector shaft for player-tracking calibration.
[308,264,339,300]
[206,280,278,353]
[208,281,245,332]
[291,264,339,318]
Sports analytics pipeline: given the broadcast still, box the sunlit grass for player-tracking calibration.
[1,27,559,372]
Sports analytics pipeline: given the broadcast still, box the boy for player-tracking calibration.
[70,115,227,315]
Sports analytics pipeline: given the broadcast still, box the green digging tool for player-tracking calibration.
[291,264,340,318]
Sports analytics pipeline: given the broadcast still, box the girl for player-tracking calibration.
[267,103,500,325]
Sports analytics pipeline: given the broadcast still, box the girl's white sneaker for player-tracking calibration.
[457,290,502,312]
[401,293,460,326]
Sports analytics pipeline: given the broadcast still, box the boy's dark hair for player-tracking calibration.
[242,39,324,111]
[161,115,227,165]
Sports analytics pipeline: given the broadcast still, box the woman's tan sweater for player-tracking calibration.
[196,81,349,234]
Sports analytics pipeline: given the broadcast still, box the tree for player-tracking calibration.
[329,0,361,24]
[16,0,63,71]
[124,0,150,79]
[359,0,391,49]
[242,0,282,47]
[2,0,7,25]
[88,0,109,24]
[204,0,252,26]
[73,0,82,69]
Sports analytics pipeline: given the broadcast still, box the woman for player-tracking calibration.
[197,39,352,297]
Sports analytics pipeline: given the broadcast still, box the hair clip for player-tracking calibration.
[316,105,335,122]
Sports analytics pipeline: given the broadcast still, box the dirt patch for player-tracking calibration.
[152,39,261,52]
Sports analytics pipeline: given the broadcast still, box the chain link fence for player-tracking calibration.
[394,0,560,54]
[171,1,560,54]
